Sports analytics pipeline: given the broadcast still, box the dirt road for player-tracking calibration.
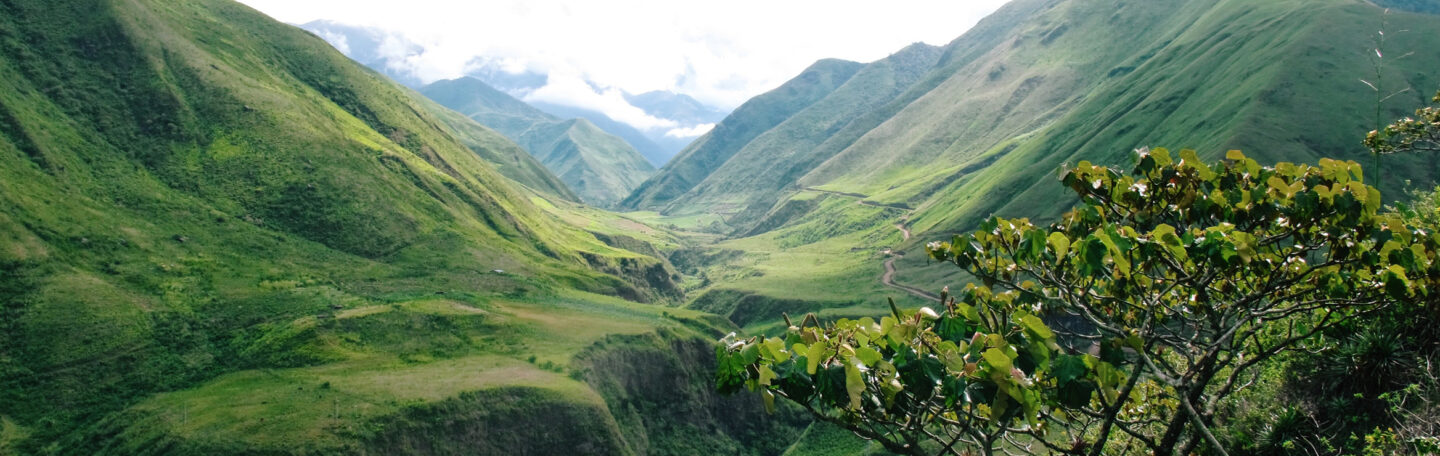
[882,255,939,302]
[880,221,939,302]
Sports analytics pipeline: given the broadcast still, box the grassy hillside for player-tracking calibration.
[646,43,943,229]
[642,0,1440,238]
[422,77,656,208]
[409,90,581,202]
[620,59,867,211]
[420,77,556,140]
[636,0,1440,338]
[518,119,657,208]
[894,0,1440,236]
[0,0,794,452]
[530,101,677,168]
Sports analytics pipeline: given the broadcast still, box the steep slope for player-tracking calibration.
[422,77,656,207]
[420,76,556,137]
[410,89,581,202]
[530,100,679,167]
[860,0,1440,236]
[651,0,1440,336]
[0,0,782,453]
[298,20,425,87]
[639,43,943,228]
[620,58,867,212]
[518,119,658,208]
[641,0,1440,238]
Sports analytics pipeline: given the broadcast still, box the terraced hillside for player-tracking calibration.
[0,0,798,453]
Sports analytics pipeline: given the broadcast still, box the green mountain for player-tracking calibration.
[622,43,943,232]
[528,100,680,167]
[422,77,656,208]
[630,0,1440,238]
[627,0,1440,342]
[620,58,867,211]
[518,119,659,207]
[412,93,582,202]
[0,0,799,453]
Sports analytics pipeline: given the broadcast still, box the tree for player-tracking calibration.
[717,149,1440,455]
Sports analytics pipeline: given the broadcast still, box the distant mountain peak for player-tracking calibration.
[421,78,656,207]
[625,0,1440,240]
[624,90,729,125]
[297,20,730,166]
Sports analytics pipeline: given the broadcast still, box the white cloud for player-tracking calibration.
[665,123,715,139]
[313,30,350,55]
[238,0,1013,109]
[523,73,679,131]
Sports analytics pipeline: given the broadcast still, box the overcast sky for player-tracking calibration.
[236,0,1012,110]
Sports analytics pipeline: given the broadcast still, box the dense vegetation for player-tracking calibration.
[719,95,1440,455]
[3,0,1438,453]
[0,0,786,453]
[620,0,1440,342]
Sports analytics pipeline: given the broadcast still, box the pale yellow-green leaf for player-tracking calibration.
[806,341,828,375]
[758,365,776,386]
[856,346,882,367]
[845,360,864,410]
[1048,232,1070,258]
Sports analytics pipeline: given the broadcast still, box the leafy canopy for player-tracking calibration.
[1367,90,1440,155]
[718,149,1440,455]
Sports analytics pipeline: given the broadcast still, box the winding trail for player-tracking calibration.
[795,185,935,301]
[881,222,939,302]
[882,256,940,302]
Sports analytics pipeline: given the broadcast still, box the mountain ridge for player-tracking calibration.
[0,1,784,453]
[297,20,727,167]
[620,0,1440,347]
[421,76,656,207]
[619,58,867,212]
[628,0,1440,240]
[629,42,944,230]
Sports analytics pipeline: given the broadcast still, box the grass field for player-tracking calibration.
[0,416,27,455]
[626,196,936,337]
[782,421,889,456]
[92,288,721,453]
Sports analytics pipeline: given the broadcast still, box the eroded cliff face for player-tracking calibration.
[578,252,684,305]
[340,329,806,456]
[360,387,631,456]
[573,329,810,455]
[587,233,686,304]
